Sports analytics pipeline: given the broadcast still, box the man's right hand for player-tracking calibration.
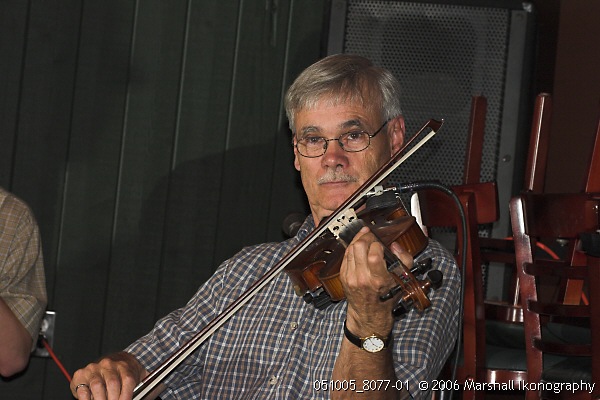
[70,351,149,400]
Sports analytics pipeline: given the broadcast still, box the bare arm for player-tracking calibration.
[0,296,33,377]
[71,351,166,400]
[331,227,411,399]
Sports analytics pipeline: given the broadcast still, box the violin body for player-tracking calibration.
[285,190,434,312]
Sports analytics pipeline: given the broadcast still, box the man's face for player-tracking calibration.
[293,99,405,226]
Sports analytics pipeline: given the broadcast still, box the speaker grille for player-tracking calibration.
[340,0,515,187]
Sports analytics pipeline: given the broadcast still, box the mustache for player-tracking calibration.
[317,169,358,185]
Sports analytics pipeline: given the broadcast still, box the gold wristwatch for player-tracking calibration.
[343,320,391,353]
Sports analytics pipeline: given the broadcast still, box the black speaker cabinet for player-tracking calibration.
[326,0,536,238]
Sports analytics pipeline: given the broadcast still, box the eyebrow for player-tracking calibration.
[340,119,363,130]
[297,119,364,137]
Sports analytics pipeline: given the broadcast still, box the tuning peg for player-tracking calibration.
[426,270,443,290]
[410,258,432,275]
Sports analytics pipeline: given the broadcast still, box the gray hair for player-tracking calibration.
[284,54,403,130]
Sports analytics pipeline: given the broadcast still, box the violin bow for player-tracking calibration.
[132,118,443,400]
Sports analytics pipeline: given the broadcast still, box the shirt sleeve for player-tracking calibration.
[124,239,295,398]
[124,253,242,397]
[0,192,48,342]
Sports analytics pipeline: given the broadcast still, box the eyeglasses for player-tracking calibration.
[295,120,389,158]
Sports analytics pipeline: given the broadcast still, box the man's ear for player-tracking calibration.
[293,138,301,171]
[388,116,406,155]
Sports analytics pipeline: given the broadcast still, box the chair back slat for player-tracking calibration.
[463,95,487,185]
[524,93,553,193]
[584,103,600,193]
[528,300,590,318]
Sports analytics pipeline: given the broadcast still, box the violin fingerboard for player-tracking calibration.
[335,219,367,247]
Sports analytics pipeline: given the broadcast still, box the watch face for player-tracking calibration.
[362,336,385,353]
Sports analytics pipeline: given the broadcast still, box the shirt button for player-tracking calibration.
[290,322,298,331]
[268,375,279,386]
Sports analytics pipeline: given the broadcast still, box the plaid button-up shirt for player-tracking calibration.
[0,187,47,343]
[127,216,460,399]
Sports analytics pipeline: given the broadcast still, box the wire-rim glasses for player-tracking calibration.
[295,120,389,158]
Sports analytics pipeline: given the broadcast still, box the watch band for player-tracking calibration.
[343,320,392,350]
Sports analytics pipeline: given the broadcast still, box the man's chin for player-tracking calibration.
[313,183,360,214]
[322,194,355,213]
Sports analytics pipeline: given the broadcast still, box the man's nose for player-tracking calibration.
[321,139,348,165]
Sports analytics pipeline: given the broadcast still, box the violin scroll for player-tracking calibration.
[386,266,444,317]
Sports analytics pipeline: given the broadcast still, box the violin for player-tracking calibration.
[132,119,444,400]
[284,187,443,316]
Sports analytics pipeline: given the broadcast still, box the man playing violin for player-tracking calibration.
[71,54,460,400]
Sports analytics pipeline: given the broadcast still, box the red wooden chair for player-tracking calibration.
[482,93,553,323]
[507,99,600,399]
[421,94,555,399]
[418,184,527,400]
[510,192,600,399]
[418,97,512,400]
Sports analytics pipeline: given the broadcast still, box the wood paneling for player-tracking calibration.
[0,0,324,397]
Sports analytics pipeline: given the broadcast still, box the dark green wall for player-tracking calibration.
[0,1,325,398]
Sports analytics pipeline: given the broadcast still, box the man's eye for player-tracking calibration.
[346,131,366,141]
[304,136,324,145]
